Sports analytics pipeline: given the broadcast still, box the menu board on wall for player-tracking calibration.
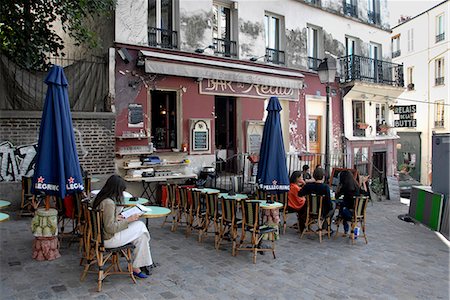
[194,131,208,150]
[128,104,144,128]
[191,119,210,152]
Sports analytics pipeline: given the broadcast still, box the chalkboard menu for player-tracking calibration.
[386,176,400,201]
[329,168,359,192]
[128,104,144,128]
[192,120,209,151]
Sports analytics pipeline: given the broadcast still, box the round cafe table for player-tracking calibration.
[0,200,11,209]
[192,188,220,194]
[123,197,149,206]
[218,193,248,200]
[0,212,10,222]
[90,177,100,183]
[141,206,171,219]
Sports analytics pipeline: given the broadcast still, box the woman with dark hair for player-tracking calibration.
[288,171,307,231]
[336,170,360,235]
[92,175,153,279]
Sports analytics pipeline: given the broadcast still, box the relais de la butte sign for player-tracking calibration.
[394,105,417,128]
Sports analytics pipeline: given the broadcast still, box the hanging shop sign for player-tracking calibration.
[393,105,417,128]
[199,79,299,100]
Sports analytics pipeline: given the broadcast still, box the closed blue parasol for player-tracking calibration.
[32,65,84,201]
[256,96,289,192]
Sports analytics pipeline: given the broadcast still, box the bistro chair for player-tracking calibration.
[216,198,241,255]
[186,189,205,241]
[300,194,331,243]
[229,175,244,194]
[199,192,220,245]
[20,176,35,217]
[80,206,136,292]
[235,200,276,264]
[161,183,178,231]
[276,192,300,234]
[335,196,369,244]
[174,186,191,233]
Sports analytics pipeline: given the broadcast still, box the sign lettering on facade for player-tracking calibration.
[394,105,417,128]
[199,79,299,100]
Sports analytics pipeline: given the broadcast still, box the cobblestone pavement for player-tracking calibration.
[0,201,448,300]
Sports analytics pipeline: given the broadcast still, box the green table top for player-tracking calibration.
[0,212,9,222]
[0,200,11,209]
[141,206,171,218]
[192,188,221,194]
[251,200,283,209]
[218,193,248,200]
[123,197,150,206]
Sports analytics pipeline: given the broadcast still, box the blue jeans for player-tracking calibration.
[340,207,352,233]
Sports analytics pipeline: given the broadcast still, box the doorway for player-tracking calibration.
[215,96,236,167]
[308,116,322,167]
[372,151,386,183]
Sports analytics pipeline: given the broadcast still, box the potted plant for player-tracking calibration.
[357,122,369,129]
[379,123,390,133]
[369,177,384,201]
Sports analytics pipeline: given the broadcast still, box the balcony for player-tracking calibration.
[435,77,445,86]
[339,54,404,87]
[148,27,178,49]
[436,33,445,43]
[435,120,445,128]
[392,50,401,58]
[265,48,285,65]
[368,10,380,25]
[308,57,322,71]
[344,2,357,18]
[213,38,237,58]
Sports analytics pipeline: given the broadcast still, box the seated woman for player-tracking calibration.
[288,171,307,232]
[92,175,153,278]
[336,170,360,235]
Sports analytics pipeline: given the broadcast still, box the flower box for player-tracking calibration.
[357,123,369,129]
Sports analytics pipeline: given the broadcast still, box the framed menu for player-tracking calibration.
[128,104,144,128]
[191,119,210,152]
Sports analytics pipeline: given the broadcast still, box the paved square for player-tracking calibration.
[0,201,448,299]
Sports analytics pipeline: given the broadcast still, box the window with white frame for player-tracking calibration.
[353,100,366,137]
[375,103,387,134]
[434,100,445,127]
[367,0,380,24]
[436,14,445,43]
[264,12,285,64]
[148,0,176,48]
[435,58,445,86]
[407,67,414,90]
[307,26,322,70]
[407,28,414,52]
[391,35,400,58]
[213,3,236,57]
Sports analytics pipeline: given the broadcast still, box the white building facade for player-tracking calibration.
[392,0,449,184]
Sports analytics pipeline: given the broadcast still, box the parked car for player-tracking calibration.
[398,173,422,198]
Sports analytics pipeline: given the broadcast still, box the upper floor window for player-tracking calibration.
[148,0,177,48]
[434,100,445,128]
[436,14,445,43]
[435,58,445,86]
[407,28,414,52]
[375,103,387,135]
[307,25,322,70]
[353,100,366,137]
[344,0,357,18]
[213,3,236,57]
[407,67,414,90]
[392,34,401,58]
[367,0,380,25]
[264,13,285,64]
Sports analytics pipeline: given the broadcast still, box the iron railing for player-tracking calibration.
[344,2,357,17]
[392,50,401,58]
[435,77,445,86]
[339,54,404,87]
[148,27,178,49]
[368,10,380,25]
[436,33,445,43]
[213,38,237,58]
[265,48,285,65]
[308,56,322,71]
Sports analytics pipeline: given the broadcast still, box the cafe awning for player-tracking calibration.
[139,50,304,89]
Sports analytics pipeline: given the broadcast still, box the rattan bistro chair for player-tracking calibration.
[174,186,191,233]
[161,183,178,231]
[335,196,369,244]
[199,192,221,245]
[235,200,276,264]
[186,189,206,241]
[300,194,331,243]
[80,206,136,292]
[276,192,300,234]
[216,198,241,255]
[20,176,35,216]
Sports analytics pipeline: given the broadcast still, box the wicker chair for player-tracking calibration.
[186,189,205,241]
[300,194,331,243]
[161,183,178,231]
[199,192,220,245]
[216,198,240,255]
[335,196,369,244]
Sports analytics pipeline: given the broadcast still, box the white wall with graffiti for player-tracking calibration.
[0,141,38,182]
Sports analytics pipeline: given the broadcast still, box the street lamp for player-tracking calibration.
[317,57,337,180]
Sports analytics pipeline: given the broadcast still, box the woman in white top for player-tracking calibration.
[92,175,152,278]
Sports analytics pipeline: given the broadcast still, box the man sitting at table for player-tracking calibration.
[298,167,335,229]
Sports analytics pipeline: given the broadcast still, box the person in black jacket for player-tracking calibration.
[299,167,335,223]
[336,170,360,235]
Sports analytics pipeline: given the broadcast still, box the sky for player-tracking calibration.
[388,0,442,27]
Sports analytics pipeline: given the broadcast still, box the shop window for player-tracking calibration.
[352,100,366,137]
[434,100,445,128]
[375,103,387,135]
[151,90,177,149]
[354,147,369,176]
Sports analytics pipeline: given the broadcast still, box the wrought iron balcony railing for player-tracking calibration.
[435,77,445,86]
[339,54,404,87]
[148,27,178,49]
[368,10,381,25]
[436,33,445,43]
[213,38,237,58]
[265,48,285,65]
[392,50,401,58]
[308,57,322,71]
[435,120,445,128]
[344,2,357,17]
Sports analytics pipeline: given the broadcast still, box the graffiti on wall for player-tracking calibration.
[0,141,38,182]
